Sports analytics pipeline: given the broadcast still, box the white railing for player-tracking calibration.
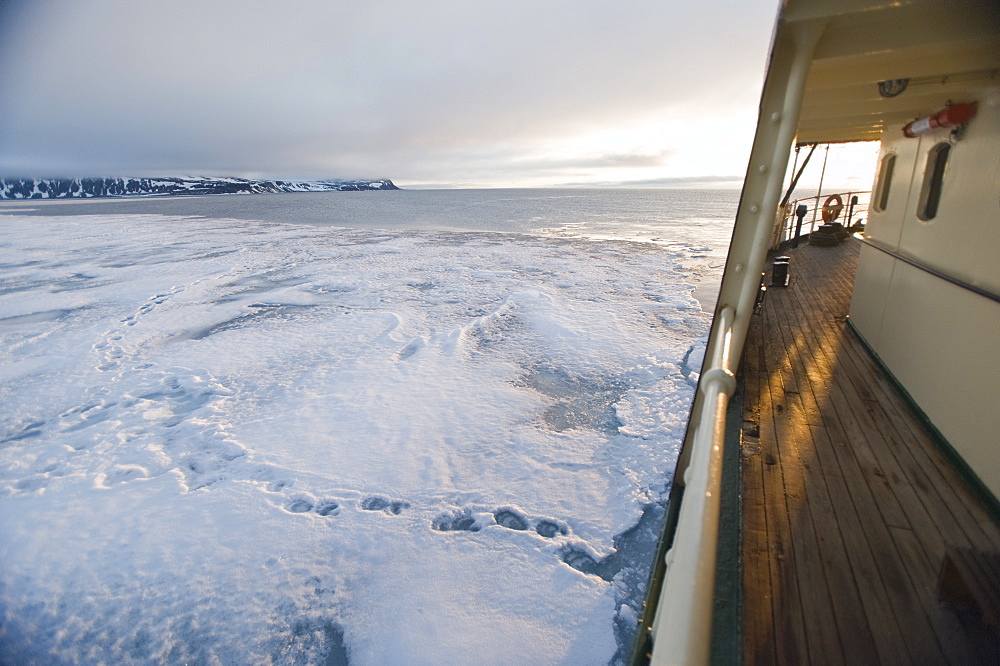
[775,190,871,245]
[645,11,830,664]
[648,304,736,663]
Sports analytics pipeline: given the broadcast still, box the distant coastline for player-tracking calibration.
[0,176,399,200]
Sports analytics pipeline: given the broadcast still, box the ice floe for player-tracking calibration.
[0,212,711,664]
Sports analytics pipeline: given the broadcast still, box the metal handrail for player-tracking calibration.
[648,305,736,662]
[859,237,1000,305]
[775,190,871,245]
[645,13,829,664]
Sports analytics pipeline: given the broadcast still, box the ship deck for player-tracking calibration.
[739,237,1000,664]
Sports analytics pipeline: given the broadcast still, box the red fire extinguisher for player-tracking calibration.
[903,102,977,138]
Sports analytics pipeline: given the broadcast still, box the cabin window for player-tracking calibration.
[872,153,896,213]
[917,142,950,221]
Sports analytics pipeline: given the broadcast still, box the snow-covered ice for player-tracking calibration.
[0,212,711,664]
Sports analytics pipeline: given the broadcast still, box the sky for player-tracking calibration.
[0,0,876,189]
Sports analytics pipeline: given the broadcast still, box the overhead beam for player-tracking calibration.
[800,92,984,123]
[804,38,1000,88]
[808,1,1000,62]
[800,70,999,108]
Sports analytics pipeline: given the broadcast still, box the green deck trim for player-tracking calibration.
[846,317,1000,527]
[710,380,744,665]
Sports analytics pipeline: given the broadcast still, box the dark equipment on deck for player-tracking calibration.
[770,256,791,287]
[792,204,809,248]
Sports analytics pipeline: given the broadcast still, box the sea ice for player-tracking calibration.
[0,213,710,664]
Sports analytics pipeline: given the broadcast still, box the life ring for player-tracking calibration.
[821,194,844,222]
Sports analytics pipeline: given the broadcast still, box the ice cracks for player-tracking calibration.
[0,213,711,664]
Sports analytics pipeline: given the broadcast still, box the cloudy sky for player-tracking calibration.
[0,0,874,189]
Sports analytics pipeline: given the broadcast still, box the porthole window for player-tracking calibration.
[872,152,896,213]
[917,142,950,221]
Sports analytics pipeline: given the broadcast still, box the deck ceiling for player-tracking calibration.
[781,0,1000,144]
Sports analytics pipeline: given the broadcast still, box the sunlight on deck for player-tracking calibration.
[739,239,1000,665]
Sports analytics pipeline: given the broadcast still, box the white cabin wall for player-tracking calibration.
[850,134,920,346]
[868,133,922,252]
[876,264,1000,494]
[897,86,1000,293]
[849,243,894,349]
[850,84,1000,498]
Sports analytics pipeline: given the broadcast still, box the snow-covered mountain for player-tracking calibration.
[0,176,399,199]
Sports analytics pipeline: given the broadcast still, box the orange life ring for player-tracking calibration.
[821,194,844,222]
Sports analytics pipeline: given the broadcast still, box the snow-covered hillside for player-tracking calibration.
[0,176,399,199]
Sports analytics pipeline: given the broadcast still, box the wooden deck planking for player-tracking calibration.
[739,238,1000,665]
[759,302,846,664]
[764,277,918,663]
[786,248,996,552]
[780,290,949,663]
[772,248,986,664]
[835,330,1000,548]
[754,302,805,660]
[760,293,884,664]
[740,305,779,665]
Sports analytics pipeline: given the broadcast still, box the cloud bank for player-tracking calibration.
[0,0,778,187]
